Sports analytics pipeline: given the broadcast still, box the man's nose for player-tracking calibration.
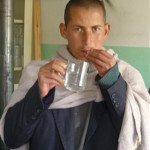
[82,30,92,46]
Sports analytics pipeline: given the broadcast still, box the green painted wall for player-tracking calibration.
[105,46,150,90]
[41,44,59,60]
[41,44,150,89]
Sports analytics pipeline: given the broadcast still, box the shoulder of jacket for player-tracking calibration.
[19,60,50,85]
[24,60,50,70]
[117,59,146,90]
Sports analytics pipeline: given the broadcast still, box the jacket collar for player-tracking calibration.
[52,108,74,150]
[52,103,99,150]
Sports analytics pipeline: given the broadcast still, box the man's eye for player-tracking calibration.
[93,27,100,31]
[74,27,81,31]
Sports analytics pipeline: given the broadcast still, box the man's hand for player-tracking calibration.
[86,49,116,77]
[38,60,67,99]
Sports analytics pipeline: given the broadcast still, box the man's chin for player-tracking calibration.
[77,57,89,62]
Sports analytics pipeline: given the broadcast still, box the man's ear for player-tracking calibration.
[104,23,110,40]
[59,23,67,39]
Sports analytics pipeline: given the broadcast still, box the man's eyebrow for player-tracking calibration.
[71,25,83,27]
[92,25,104,27]
[71,25,104,28]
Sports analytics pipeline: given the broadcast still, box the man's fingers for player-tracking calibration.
[87,50,113,63]
[39,71,64,86]
[40,60,67,74]
[87,50,116,67]
[90,49,114,58]
[49,60,67,70]
[86,49,116,77]
[86,54,107,68]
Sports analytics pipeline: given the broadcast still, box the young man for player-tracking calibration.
[0,0,150,150]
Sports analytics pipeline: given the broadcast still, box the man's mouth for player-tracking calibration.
[81,49,92,55]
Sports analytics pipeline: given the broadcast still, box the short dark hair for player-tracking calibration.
[64,0,106,26]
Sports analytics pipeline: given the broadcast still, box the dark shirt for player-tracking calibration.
[74,102,92,150]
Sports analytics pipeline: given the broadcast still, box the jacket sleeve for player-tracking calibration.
[96,64,127,133]
[100,75,126,132]
[4,81,55,149]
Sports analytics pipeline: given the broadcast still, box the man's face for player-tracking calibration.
[60,6,110,61]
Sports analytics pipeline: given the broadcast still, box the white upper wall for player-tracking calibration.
[40,0,68,45]
[104,0,149,47]
[40,0,150,47]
